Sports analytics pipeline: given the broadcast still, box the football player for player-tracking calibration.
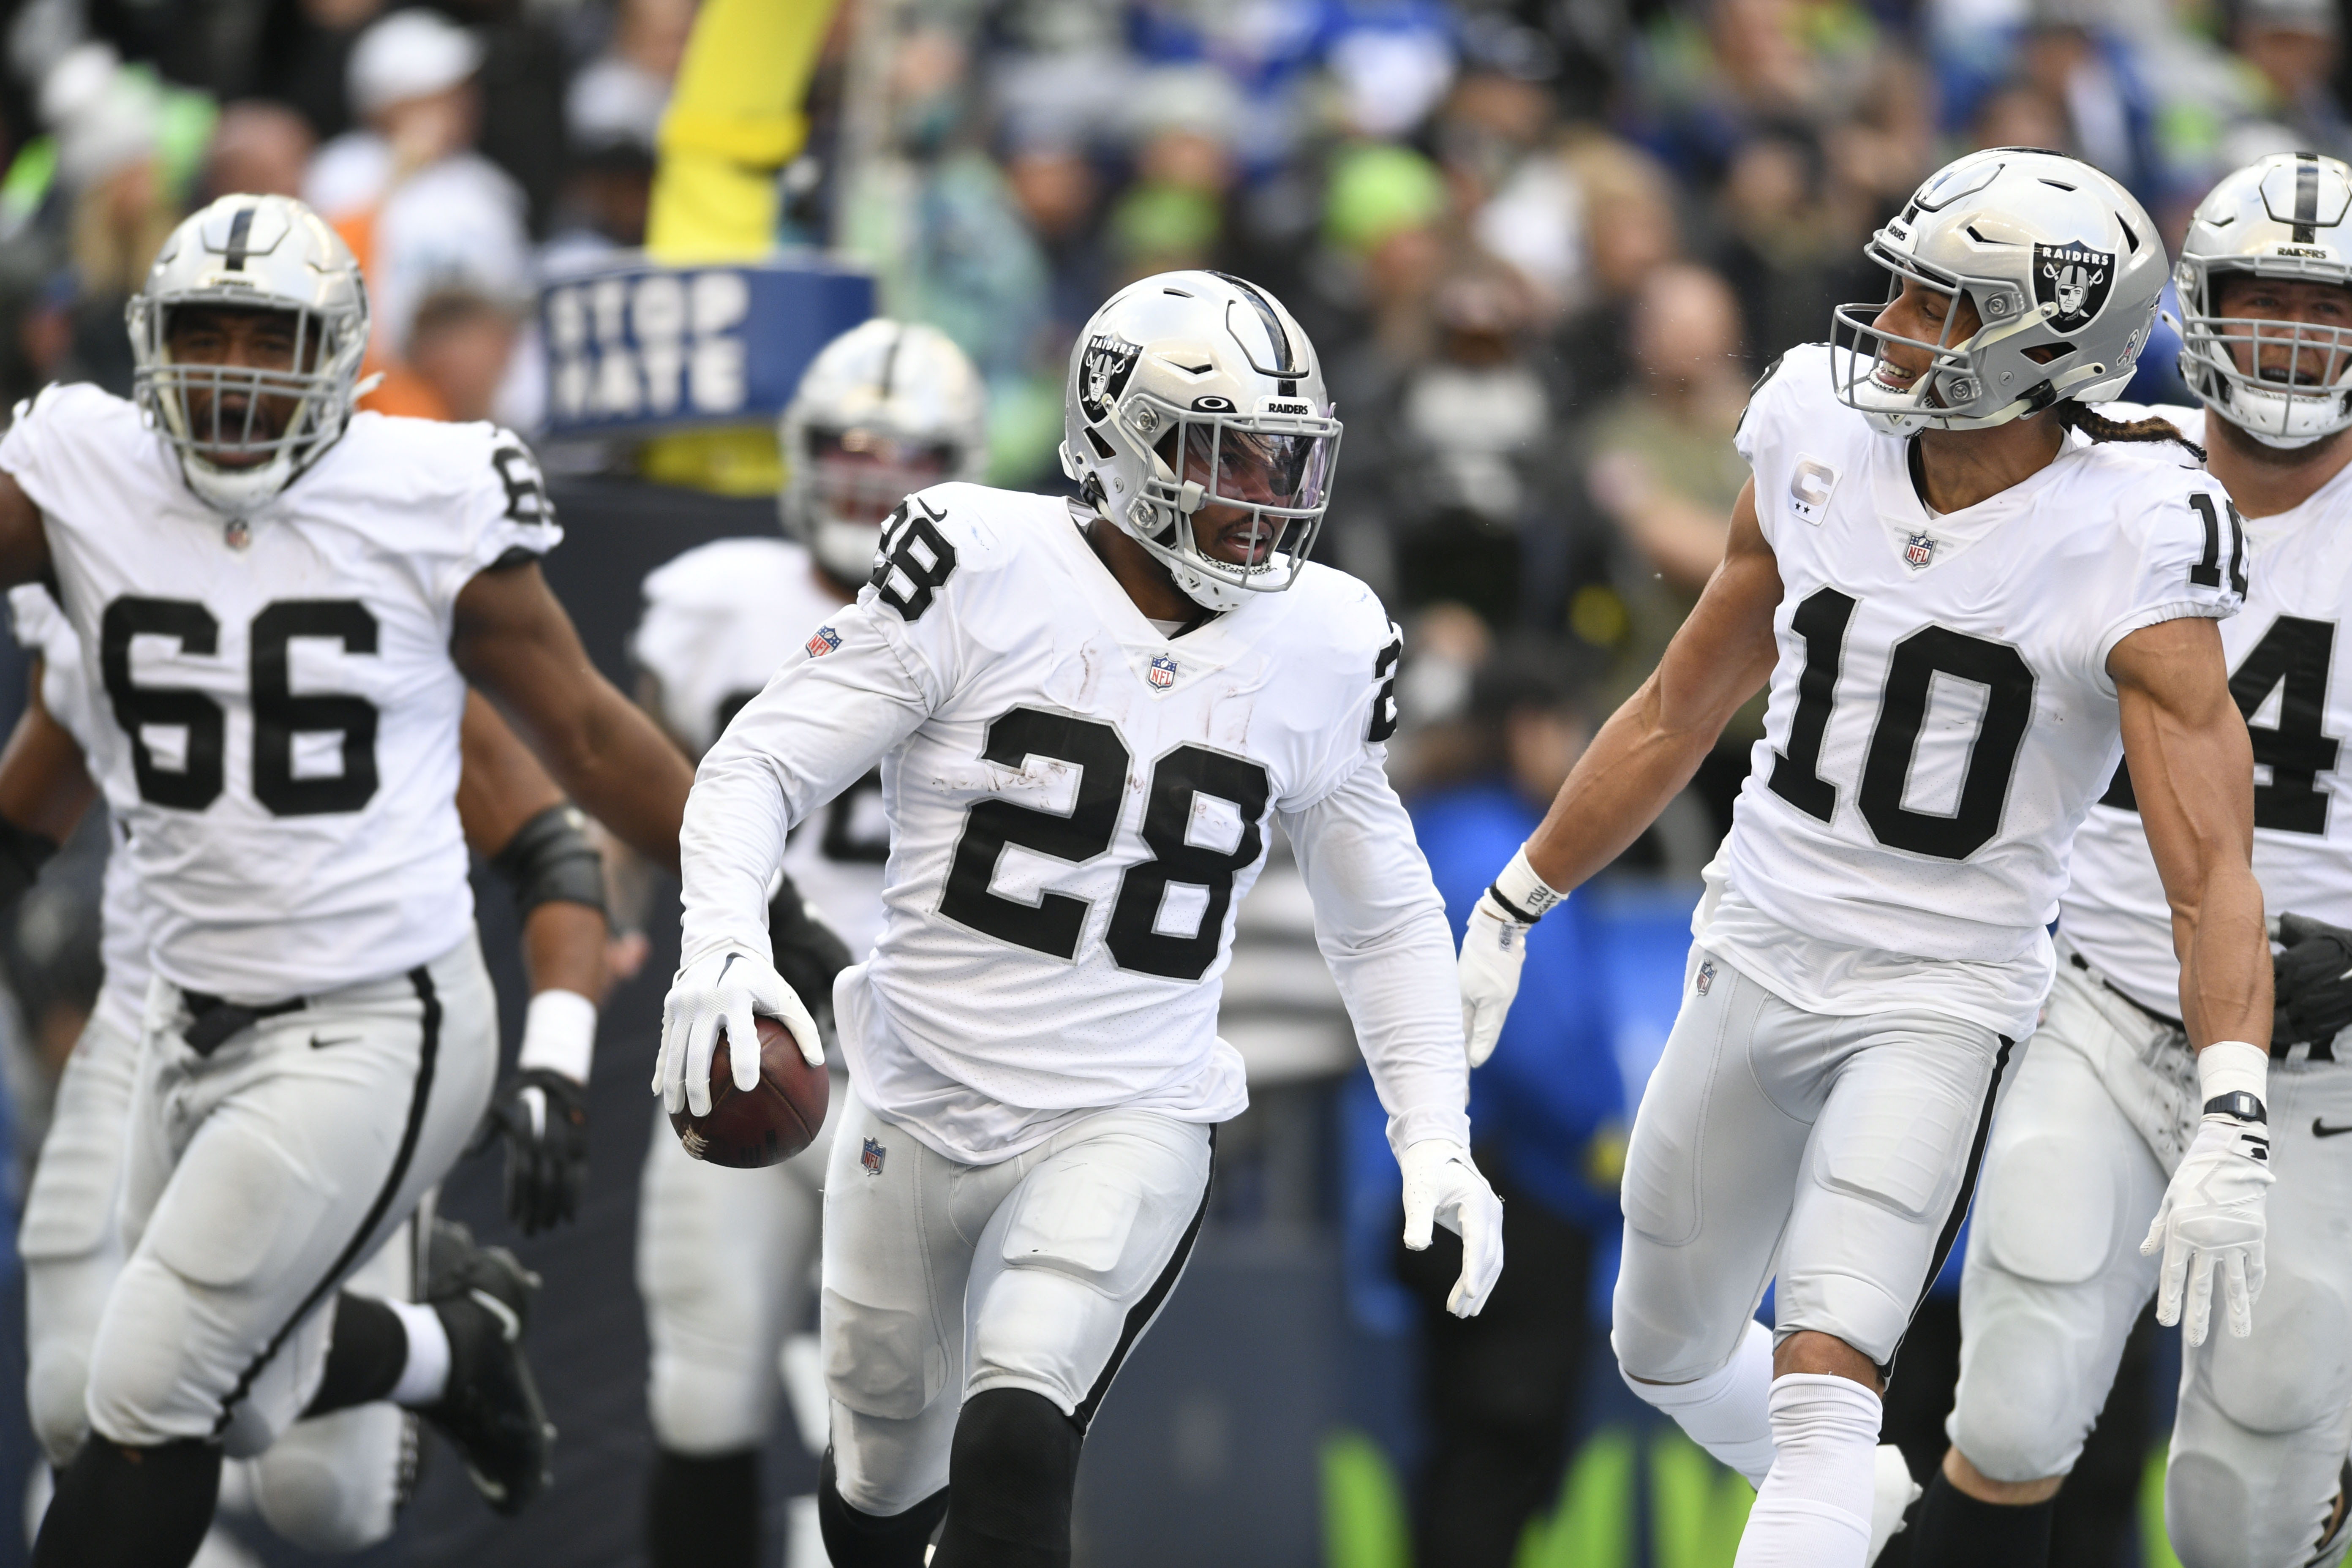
[629,319,985,1568]
[1914,151,2352,1568]
[4,577,613,1552]
[656,271,1503,1568]
[0,192,696,1568]
[1455,148,2270,1568]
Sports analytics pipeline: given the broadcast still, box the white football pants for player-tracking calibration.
[1951,948,2352,1568]
[22,989,428,1551]
[89,938,495,1463]
[635,1072,843,1454]
[822,1089,1213,1516]
[1614,950,2008,1382]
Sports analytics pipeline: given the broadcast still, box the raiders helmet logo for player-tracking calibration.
[1078,333,1142,423]
[2034,241,2114,333]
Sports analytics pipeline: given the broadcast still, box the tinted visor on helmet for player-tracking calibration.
[803,426,961,526]
[1168,419,1339,567]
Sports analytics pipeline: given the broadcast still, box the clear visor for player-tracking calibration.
[1153,416,1339,574]
[804,426,960,527]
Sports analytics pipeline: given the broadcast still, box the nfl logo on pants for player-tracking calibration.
[861,1137,886,1177]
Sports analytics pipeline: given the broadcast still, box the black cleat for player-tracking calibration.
[417,1219,554,1516]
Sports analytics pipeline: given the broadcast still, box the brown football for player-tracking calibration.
[669,1015,827,1169]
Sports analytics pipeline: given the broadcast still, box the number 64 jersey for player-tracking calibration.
[1714,345,2243,1040]
[0,381,560,1000]
[679,482,1471,1165]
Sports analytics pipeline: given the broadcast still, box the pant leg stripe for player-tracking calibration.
[1071,1131,1215,1433]
[1884,1032,2013,1378]
[210,966,442,1436]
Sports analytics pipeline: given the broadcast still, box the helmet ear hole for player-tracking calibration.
[1084,426,1116,461]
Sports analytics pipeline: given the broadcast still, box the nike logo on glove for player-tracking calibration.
[2314,1119,2352,1139]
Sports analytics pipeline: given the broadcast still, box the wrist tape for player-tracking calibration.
[1487,845,1566,925]
[518,988,597,1083]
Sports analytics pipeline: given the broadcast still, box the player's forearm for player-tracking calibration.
[536,685,694,876]
[1524,678,1729,891]
[1284,768,1471,1152]
[523,901,609,1006]
[676,740,793,965]
[2178,860,2272,1050]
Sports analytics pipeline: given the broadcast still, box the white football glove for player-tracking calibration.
[656,942,824,1117]
[2142,1111,2273,1347]
[1400,1139,1505,1318]
[1458,891,1531,1069]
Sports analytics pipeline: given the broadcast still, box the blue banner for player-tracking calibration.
[540,253,874,436]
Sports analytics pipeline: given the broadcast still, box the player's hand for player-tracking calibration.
[768,883,853,1046]
[1458,891,1531,1068]
[2142,1111,2273,1346]
[1399,1139,1504,1318]
[485,1068,588,1235]
[2273,911,2352,1048]
[657,943,823,1117]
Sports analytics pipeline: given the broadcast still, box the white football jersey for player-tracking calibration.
[8,582,149,1034]
[2062,403,2352,1021]
[680,483,1470,1163]
[1714,345,2243,1037]
[0,383,561,1000]
[630,536,886,958]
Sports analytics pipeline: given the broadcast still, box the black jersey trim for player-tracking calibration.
[212,965,442,1435]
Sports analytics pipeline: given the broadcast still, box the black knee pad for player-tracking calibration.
[1908,1467,2055,1568]
[33,1437,222,1568]
[820,1447,949,1568]
[933,1388,1084,1568]
[648,1448,760,1568]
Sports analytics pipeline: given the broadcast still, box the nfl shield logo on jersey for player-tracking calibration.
[861,1137,886,1178]
[1147,653,1178,690]
[1904,532,1937,570]
[807,625,842,658]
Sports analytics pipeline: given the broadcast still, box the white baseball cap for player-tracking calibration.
[348,9,484,119]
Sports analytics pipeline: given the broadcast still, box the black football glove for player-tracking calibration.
[484,1067,589,1235]
[2272,911,2352,1049]
[768,879,852,1050]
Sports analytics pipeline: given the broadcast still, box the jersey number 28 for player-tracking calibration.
[101,596,379,816]
[939,706,1271,981]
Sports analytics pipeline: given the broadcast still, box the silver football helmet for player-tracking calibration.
[779,319,988,585]
[1831,148,2167,435]
[2178,152,2352,449]
[1059,270,1342,612]
[128,193,368,515]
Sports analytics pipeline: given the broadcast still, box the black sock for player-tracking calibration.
[32,1436,223,1568]
[1907,1468,2056,1568]
[304,1292,409,1417]
[647,1448,760,1568]
[819,1448,949,1568]
[931,1388,1083,1568]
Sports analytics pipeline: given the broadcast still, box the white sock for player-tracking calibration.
[387,1299,450,1407]
[1620,1320,1778,1487]
[1733,1373,1882,1568]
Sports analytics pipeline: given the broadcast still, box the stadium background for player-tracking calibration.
[0,0,2314,1558]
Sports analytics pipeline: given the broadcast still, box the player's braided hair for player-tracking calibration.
[2054,401,2207,463]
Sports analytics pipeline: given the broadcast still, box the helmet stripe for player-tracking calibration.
[1214,272,1297,374]
[223,205,256,270]
[877,324,903,398]
[2296,157,2320,242]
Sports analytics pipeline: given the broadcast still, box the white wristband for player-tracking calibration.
[1490,845,1567,924]
[518,988,598,1083]
[2196,1039,2267,1109]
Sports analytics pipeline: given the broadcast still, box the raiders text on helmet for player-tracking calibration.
[779,320,988,585]
[127,193,369,515]
[1059,271,1342,613]
[1831,149,2167,434]
[2177,152,2352,449]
